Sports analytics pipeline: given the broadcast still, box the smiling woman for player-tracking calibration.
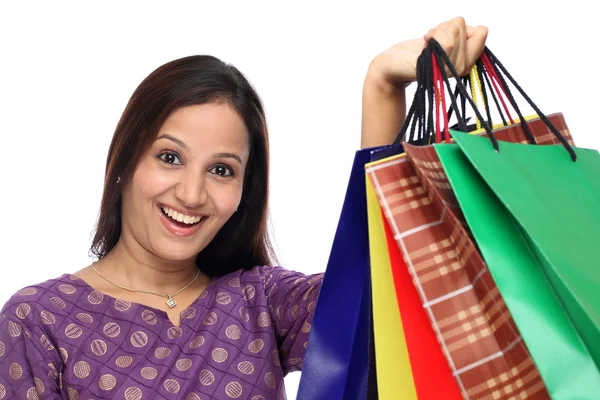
[0,55,308,400]
[91,56,274,279]
[0,17,489,400]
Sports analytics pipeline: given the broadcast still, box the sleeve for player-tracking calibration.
[0,301,62,399]
[260,266,324,375]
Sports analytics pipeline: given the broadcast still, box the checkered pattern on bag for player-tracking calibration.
[366,114,572,400]
[408,114,572,226]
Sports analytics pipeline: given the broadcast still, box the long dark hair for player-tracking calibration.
[90,55,276,277]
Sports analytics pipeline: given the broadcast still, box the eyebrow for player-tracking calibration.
[157,134,188,150]
[156,134,243,165]
[215,152,243,165]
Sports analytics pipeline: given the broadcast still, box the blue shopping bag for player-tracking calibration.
[298,144,403,400]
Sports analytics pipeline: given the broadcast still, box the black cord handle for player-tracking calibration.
[483,48,576,161]
[396,39,577,162]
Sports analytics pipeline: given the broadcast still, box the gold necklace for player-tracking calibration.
[91,263,200,309]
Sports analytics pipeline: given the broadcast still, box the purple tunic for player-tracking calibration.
[0,265,323,399]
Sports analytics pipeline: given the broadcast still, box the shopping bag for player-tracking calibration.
[449,130,600,364]
[372,182,463,399]
[300,142,460,400]
[436,136,600,399]
[298,148,378,400]
[366,152,549,399]
[428,38,600,397]
[367,41,551,399]
[300,142,444,399]
[448,54,600,363]
[366,164,418,399]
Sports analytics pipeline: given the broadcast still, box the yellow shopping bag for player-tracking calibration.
[366,173,417,399]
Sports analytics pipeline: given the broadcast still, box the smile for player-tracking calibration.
[161,206,203,225]
[157,204,207,237]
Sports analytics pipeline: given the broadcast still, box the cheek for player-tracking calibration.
[130,160,173,202]
[209,181,244,215]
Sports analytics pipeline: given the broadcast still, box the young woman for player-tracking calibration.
[0,17,487,400]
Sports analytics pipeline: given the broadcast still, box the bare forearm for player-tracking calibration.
[360,69,408,149]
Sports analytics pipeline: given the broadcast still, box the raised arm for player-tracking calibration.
[360,17,489,149]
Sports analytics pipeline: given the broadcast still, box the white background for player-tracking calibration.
[1,1,597,398]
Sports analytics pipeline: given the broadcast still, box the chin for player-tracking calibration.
[151,242,204,264]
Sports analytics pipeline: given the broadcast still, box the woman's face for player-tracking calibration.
[120,102,249,263]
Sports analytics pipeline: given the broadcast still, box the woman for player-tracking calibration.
[0,17,487,399]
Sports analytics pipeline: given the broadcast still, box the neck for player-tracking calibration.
[95,238,205,295]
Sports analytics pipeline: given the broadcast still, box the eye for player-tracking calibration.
[210,164,234,177]
[158,152,183,165]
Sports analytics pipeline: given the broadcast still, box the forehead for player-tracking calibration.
[158,102,249,152]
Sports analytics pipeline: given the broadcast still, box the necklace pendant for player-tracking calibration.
[166,295,177,309]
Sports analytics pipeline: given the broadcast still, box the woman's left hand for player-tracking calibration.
[361,17,488,148]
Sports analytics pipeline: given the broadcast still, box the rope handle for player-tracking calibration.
[469,66,484,130]
[430,40,577,161]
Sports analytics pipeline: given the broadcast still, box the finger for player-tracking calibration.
[423,16,463,41]
[425,26,457,58]
[424,17,465,58]
[466,25,489,39]
[455,19,468,75]
[424,27,432,40]
[465,25,489,67]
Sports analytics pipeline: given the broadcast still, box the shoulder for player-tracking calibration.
[215,266,324,309]
[1,274,73,325]
[1,275,72,365]
[215,265,323,288]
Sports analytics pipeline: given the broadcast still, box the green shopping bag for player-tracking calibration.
[424,39,600,397]
[441,131,600,360]
[436,139,600,399]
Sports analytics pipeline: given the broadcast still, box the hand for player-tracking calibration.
[368,17,489,89]
[361,17,488,148]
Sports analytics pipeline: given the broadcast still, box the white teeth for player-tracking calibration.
[161,206,203,225]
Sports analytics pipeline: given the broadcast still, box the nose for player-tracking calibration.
[174,170,208,208]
